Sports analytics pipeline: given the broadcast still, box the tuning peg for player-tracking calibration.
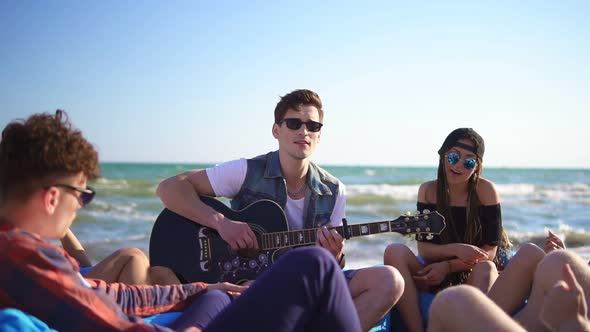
[423,209,430,214]
[416,234,423,241]
[426,234,433,240]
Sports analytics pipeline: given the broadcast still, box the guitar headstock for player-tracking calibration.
[393,209,446,240]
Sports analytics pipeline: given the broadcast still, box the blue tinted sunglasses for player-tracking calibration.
[446,152,477,170]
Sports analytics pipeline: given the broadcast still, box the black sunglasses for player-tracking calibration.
[54,184,96,207]
[279,118,323,132]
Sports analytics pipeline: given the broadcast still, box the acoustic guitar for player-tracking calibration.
[149,196,446,284]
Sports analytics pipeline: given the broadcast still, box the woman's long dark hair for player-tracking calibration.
[436,152,483,246]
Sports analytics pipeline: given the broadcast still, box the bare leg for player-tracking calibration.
[348,265,404,332]
[515,250,590,332]
[467,260,498,293]
[428,285,525,332]
[384,243,428,332]
[488,243,545,314]
[148,265,182,285]
[85,247,180,285]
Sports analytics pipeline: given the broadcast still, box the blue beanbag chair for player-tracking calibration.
[0,308,57,332]
[389,292,436,332]
[143,311,182,326]
[79,266,93,275]
[369,312,391,332]
[0,307,183,331]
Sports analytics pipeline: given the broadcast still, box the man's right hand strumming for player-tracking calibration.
[216,217,259,251]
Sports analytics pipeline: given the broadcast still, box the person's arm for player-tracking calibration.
[156,161,257,251]
[156,169,221,229]
[433,242,498,273]
[445,257,474,273]
[1,234,173,332]
[417,241,458,260]
[60,228,92,267]
[417,241,487,270]
[88,278,209,316]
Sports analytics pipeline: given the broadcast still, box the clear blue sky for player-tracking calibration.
[1,1,589,168]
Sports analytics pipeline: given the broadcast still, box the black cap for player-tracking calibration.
[437,128,485,158]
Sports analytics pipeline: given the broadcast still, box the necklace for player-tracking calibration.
[287,183,307,197]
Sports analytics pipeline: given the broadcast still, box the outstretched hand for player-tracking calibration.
[545,230,566,253]
[540,263,588,331]
[207,282,248,298]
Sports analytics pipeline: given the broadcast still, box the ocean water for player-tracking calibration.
[74,163,590,269]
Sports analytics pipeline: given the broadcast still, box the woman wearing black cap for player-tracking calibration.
[384,128,509,332]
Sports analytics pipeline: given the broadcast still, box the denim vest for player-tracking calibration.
[230,151,340,229]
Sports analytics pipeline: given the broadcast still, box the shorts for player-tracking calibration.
[342,268,359,283]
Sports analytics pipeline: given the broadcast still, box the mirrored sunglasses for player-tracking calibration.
[279,118,323,132]
[446,152,477,170]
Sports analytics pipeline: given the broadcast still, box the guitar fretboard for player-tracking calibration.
[259,217,429,250]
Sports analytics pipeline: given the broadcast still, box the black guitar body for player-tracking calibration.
[150,196,446,284]
[149,196,291,284]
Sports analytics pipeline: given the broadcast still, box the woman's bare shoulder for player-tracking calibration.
[476,177,500,205]
[418,180,437,203]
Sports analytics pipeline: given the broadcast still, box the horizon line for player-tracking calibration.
[99,160,590,171]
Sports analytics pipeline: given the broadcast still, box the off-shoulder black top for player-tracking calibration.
[416,202,502,246]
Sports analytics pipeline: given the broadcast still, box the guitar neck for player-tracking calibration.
[259,217,415,250]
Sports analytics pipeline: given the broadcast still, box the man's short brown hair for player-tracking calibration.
[0,110,100,204]
[274,89,324,124]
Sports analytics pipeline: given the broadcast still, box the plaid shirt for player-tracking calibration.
[0,223,207,331]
